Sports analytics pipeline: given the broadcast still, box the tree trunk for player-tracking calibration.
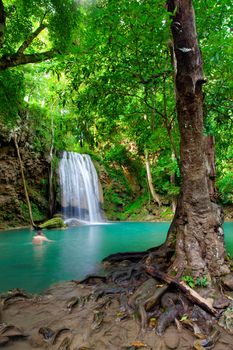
[14,133,35,228]
[145,150,161,207]
[170,152,177,213]
[166,0,229,278]
[203,135,217,201]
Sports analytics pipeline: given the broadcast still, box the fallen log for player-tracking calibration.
[145,265,219,317]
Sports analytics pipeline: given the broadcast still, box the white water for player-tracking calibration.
[59,152,104,223]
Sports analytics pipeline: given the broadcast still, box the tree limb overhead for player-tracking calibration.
[17,23,47,55]
[0,50,58,70]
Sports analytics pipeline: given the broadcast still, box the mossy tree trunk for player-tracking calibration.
[165,0,229,278]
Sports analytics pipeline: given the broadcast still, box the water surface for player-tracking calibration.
[0,222,232,293]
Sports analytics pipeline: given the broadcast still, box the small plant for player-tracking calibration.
[195,276,208,287]
[180,314,189,322]
[182,275,208,288]
[182,275,195,288]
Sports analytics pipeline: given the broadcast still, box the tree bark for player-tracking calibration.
[203,135,217,201]
[170,152,177,212]
[14,133,35,228]
[0,50,57,70]
[145,150,161,206]
[165,0,229,278]
[17,23,47,55]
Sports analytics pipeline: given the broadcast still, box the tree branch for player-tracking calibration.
[17,23,47,55]
[0,0,6,48]
[0,50,58,70]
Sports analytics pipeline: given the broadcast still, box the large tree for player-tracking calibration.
[165,0,229,278]
[0,0,79,70]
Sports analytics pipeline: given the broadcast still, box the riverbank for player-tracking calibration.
[0,222,233,349]
[1,276,233,349]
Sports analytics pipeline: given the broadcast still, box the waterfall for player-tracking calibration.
[59,152,104,224]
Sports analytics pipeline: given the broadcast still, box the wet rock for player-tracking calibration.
[222,274,233,291]
[164,327,180,349]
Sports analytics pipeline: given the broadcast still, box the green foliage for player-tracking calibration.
[160,207,173,219]
[152,152,180,196]
[39,216,66,228]
[195,276,208,287]
[117,193,149,221]
[105,145,130,166]
[0,0,232,229]
[181,275,195,288]
[182,275,208,288]
[217,173,233,204]
[20,201,46,222]
[0,70,25,126]
[2,0,80,55]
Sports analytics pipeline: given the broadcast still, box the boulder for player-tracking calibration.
[39,217,66,229]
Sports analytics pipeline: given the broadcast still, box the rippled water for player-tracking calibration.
[0,222,232,293]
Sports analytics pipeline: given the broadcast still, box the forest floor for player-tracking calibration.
[1,258,233,350]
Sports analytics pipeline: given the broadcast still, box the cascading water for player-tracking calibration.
[59,152,104,224]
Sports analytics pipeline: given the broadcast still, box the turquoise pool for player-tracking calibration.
[0,222,232,293]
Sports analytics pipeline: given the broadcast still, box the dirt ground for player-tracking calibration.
[1,279,233,350]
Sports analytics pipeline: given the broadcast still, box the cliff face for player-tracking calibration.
[0,127,49,229]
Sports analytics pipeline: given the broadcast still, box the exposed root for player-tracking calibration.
[66,295,90,313]
[72,275,107,285]
[38,326,72,345]
[193,326,220,349]
[0,323,27,347]
[57,335,73,350]
[1,288,32,309]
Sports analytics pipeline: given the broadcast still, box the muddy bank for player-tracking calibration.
[1,276,233,349]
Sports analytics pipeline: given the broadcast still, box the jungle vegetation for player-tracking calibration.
[0,0,232,277]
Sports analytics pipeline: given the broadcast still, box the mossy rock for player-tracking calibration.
[39,217,66,229]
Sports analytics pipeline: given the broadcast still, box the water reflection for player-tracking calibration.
[32,244,47,266]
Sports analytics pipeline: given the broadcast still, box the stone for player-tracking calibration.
[164,327,180,349]
[213,296,230,309]
[222,274,233,291]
